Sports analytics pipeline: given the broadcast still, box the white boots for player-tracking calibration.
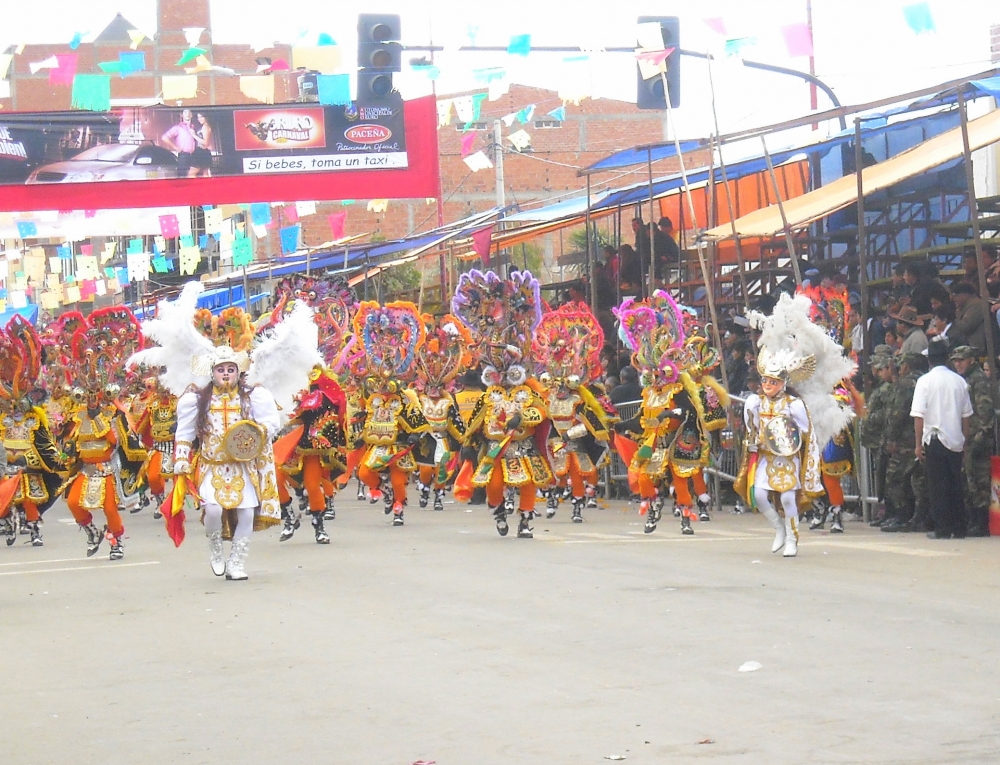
[759,503,786,553]
[782,515,798,557]
[759,502,798,557]
[208,530,226,576]
[226,537,250,580]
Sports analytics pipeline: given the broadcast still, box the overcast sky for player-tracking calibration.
[4,0,999,140]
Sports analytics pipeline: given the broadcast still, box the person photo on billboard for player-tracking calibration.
[192,112,215,177]
[160,109,199,178]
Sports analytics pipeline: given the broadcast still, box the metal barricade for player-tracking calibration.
[604,399,642,498]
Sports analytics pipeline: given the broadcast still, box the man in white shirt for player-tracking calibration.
[910,338,973,539]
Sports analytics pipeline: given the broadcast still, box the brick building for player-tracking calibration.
[4,0,706,262]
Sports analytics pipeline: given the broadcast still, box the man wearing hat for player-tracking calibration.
[950,345,996,536]
[890,305,928,355]
[861,348,896,526]
[910,337,973,539]
[881,351,929,532]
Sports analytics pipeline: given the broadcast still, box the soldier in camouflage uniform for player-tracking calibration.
[949,345,996,537]
[880,352,930,532]
[860,347,896,526]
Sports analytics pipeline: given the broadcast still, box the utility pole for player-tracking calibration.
[494,119,505,209]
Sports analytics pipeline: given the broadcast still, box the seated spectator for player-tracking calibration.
[952,281,988,357]
[610,365,643,406]
[927,300,966,349]
[890,305,928,354]
[618,244,642,292]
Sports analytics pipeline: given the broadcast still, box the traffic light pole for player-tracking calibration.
[403,44,844,127]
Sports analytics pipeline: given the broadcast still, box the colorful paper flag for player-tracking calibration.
[162,75,198,100]
[547,106,566,121]
[507,34,531,56]
[463,151,493,172]
[250,203,271,226]
[16,221,37,238]
[176,48,206,67]
[437,99,453,128]
[282,205,298,224]
[128,30,146,50]
[159,214,180,238]
[903,3,935,34]
[472,225,494,266]
[317,74,351,106]
[280,225,300,254]
[183,28,205,46]
[703,17,727,36]
[118,51,146,77]
[780,23,813,58]
[127,252,151,281]
[295,201,317,217]
[71,75,111,111]
[508,130,531,151]
[233,237,253,267]
[291,46,342,74]
[49,54,78,86]
[179,246,201,276]
[366,199,389,213]
[328,212,346,239]
[239,75,274,104]
[461,132,476,157]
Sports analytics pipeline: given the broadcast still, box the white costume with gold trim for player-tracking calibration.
[175,385,281,517]
[743,391,821,494]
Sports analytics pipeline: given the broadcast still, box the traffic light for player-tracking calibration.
[636,16,680,110]
[357,13,402,100]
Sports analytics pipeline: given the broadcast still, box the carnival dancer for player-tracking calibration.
[534,302,612,523]
[127,370,177,520]
[64,307,147,560]
[268,274,358,525]
[0,315,68,547]
[669,331,731,522]
[273,365,347,543]
[809,379,865,532]
[412,314,473,511]
[613,292,706,535]
[130,282,320,579]
[799,275,864,532]
[348,301,429,527]
[453,270,555,539]
[736,293,857,557]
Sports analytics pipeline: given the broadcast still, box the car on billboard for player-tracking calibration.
[25,142,178,184]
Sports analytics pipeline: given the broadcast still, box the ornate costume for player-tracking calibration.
[453,269,554,538]
[534,302,612,522]
[412,314,473,511]
[64,307,147,560]
[0,316,67,547]
[131,282,319,579]
[267,276,356,542]
[614,291,706,534]
[349,301,429,526]
[129,373,177,519]
[737,292,856,557]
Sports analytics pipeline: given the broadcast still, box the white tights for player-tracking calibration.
[754,487,798,521]
[203,503,254,539]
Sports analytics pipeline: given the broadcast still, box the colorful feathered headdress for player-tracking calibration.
[533,302,604,386]
[452,269,541,385]
[799,283,851,347]
[613,290,686,383]
[69,306,144,402]
[415,314,474,394]
[350,301,425,391]
[272,274,358,365]
[0,315,44,408]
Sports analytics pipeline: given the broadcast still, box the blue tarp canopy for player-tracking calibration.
[580,139,705,176]
[0,304,39,326]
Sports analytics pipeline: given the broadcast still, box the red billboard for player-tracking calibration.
[0,95,439,211]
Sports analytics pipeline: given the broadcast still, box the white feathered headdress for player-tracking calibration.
[127,282,214,394]
[247,300,322,419]
[128,282,322,422]
[752,292,857,448]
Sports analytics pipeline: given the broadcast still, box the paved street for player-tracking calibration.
[4,496,1000,765]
